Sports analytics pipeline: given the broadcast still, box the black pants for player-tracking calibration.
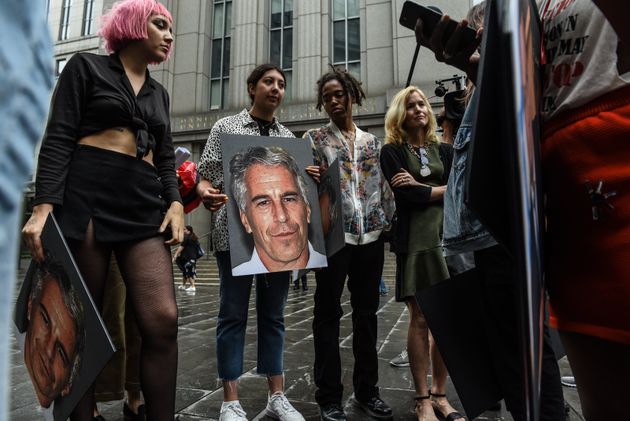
[475,245,565,421]
[313,239,384,406]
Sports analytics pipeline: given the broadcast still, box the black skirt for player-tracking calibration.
[56,144,167,242]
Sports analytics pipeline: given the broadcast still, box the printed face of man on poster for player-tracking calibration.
[24,261,85,409]
[230,146,326,275]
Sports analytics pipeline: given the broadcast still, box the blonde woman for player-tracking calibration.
[380,87,463,421]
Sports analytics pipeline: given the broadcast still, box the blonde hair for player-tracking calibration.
[384,86,439,145]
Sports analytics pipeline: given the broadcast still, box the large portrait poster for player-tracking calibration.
[14,214,115,421]
[221,133,328,276]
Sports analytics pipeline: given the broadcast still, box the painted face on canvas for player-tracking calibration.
[239,164,311,271]
[25,275,79,408]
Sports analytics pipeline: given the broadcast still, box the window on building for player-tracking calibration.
[332,0,360,77]
[270,0,293,101]
[56,58,68,77]
[210,0,232,110]
[82,0,96,36]
[59,0,72,40]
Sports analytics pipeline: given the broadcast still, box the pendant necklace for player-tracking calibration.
[406,142,431,177]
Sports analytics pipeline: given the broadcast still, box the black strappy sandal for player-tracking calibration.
[430,392,466,421]
[414,395,431,421]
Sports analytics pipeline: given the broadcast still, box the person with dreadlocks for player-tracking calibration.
[303,68,395,421]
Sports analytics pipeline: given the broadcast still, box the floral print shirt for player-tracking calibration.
[304,122,394,245]
[197,109,295,252]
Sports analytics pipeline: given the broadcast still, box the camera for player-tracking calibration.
[434,75,466,97]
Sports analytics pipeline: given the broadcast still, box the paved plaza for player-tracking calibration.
[9,254,583,420]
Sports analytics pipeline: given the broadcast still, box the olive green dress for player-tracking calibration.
[396,142,450,301]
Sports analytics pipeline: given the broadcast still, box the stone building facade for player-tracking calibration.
[44,0,474,238]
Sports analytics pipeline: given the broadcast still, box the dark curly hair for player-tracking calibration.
[315,65,366,111]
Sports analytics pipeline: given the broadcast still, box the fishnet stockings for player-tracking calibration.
[68,222,178,421]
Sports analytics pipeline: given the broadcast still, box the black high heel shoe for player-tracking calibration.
[123,402,146,421]
[430,392,466,421]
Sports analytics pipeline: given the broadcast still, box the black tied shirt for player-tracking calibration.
[34,52,181,206]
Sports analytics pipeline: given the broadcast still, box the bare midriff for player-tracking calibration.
[77,127,154,166]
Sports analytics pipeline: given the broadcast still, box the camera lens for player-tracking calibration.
[435,85,448,97]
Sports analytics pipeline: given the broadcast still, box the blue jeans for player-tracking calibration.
[215,251,289,380]
[0,1,53,419]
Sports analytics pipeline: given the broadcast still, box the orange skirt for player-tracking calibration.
[542,85,630,345]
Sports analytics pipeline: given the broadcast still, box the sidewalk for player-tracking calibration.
[9,254,583,420]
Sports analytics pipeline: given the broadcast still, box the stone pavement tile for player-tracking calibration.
[282,369,318,402]
[377,361,415,390]
[179,378,278,420]
[284,328,313,345]
[9,378,39,412]
[9,405,50,421]
[9,255,586,421]
[177,367,218,390]
[178,330,213,350]
[176,388,212,413]
[175,386,223,419]
[178,348,216,377]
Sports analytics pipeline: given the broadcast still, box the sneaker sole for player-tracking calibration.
[265,407,305,421]
[264,408,280,420]
[389,361,410,367]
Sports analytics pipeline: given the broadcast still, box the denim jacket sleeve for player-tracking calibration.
[442,91,497,255]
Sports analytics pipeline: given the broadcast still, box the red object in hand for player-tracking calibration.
[177,161,202,214]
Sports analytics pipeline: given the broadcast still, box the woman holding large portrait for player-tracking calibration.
[197,63,316,421]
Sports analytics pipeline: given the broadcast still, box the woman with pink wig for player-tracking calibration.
[22,0,182,420]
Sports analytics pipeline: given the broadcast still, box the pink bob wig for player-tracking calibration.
[99,0,173,60]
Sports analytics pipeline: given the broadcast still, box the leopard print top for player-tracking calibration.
[197,108,294,251]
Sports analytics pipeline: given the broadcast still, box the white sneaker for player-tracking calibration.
[265,392,305,421]
[389,348,409,367]
[219,401,248,421]
[178,285,186,290]
[561,376,577,387]
[185,286,196,292]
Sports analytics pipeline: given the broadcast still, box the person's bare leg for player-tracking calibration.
[560,330,630,420]
[267,374,284,395]
[223,380,239,401]
[126,389,144,413]
[406,299,438,421]
[429,332,464,420]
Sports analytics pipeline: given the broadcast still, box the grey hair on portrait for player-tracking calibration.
[30,253,86,392]
[229,146,310,212]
